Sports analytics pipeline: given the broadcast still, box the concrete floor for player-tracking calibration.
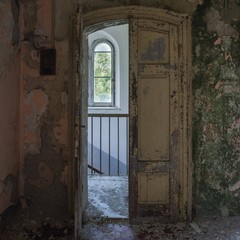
[82,216,240,240]
[2,178,240,239]
[2,204,240,239]
[85,175,128,219]
[81,176,240,239]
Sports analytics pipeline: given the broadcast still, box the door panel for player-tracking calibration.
[138,76,170,161]
[138,173,169,204]
[138,30,169,63]
[129,18,180,221]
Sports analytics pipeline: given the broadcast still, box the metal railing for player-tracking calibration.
[88,114,129,176]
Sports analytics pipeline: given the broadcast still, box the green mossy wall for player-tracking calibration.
[192,0,240,215]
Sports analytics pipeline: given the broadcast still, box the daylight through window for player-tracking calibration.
[89,40,115,107]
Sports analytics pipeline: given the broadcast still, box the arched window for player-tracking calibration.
[89,39,115,107]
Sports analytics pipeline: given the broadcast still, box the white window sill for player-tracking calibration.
[88,106,128,115]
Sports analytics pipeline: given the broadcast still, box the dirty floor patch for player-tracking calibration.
[86,175,128,219]
[0,209,73,240]
[2,208,240,239]
[82,216,240,240]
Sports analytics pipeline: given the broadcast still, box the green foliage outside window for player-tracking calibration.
[94,52,112,103]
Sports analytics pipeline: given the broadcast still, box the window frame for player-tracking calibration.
[89,39,115,107]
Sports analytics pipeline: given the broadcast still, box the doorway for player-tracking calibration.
[86,24,129,219]
[74,7,192,238]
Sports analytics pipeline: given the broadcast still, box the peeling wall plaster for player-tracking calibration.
[80,0,240,216]
[24,89,49,155]
[192,0,240,215]
[0,0,239,219]
[20,0,75,220]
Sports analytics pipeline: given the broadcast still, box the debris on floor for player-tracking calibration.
[0,211,73,240]
[1,208,240,239]
[81,215,240,240]
[87,175,128,219]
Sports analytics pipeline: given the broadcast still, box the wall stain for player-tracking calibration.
[24,89,49,155]
[141,38,166,61]
[5,0,238,220]
[192,0,240,215]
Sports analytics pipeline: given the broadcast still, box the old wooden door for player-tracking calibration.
[129,17,186,222]
[81,5,192,226]
[72,12,88,239]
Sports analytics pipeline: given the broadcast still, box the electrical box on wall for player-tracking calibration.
[40,49,56,75]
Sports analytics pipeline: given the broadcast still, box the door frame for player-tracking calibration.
[71,6,192,234]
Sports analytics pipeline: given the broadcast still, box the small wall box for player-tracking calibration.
[40,48,56,75]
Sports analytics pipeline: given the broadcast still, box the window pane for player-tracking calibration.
[94,52,111,77]
[94,77,112,103]
[95,43,111,52]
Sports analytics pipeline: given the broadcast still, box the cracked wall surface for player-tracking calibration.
[0,0,20,214]
[24,89,49,155]
[20,0,75,220]
[81,0,240,217]
[192,0,240,215]
[18,0,200,221]
[1,0,240,220]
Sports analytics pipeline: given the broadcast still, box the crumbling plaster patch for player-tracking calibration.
[20,0,74,219]
[22,45,40,70]
[205,8,237,36]
[193,0,240,214]
[24,89,49,155]
[18,0,240,220]
[53,91,68,147]
[229,180,240,192]
[24,123,68,219]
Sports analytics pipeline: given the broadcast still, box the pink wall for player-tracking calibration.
[19,0,75,219]
[0,0,20,214]
[0,58,20,214]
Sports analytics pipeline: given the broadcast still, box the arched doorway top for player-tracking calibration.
[82,6,190,32]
